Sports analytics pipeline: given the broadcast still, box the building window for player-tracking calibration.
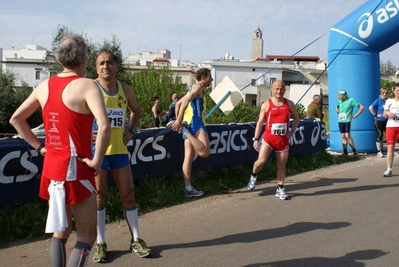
[270,77,276,86]
[251,79,256,86]
[35,71,40,80]
[252,68,255,71]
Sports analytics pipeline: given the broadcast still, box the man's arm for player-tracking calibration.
[353,103,365,118]
[288,100,300,139]
[84,80,111,172]
[124,83,141,144]
[9,82,47,154]
[253,101,268,150]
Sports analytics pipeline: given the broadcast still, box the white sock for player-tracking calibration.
[97,207,106,243]
[124,206,140,241]
[185,185,192,191]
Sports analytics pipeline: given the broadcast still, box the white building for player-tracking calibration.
[202,28,329,109]
[207,54,327,108]
[1,44,53,88]
[125,49,175,66]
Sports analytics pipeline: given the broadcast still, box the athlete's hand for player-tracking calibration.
[79,157,101,176]
[38,147,47,157]
[171,120,182,132]
[123,130,134,145]
[253,140,259,152]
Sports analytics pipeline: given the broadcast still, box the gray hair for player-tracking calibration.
[54,34,87,68]
[313,94,321,100]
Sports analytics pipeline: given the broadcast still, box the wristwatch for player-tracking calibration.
[252,137,259,142]
[130,127,138,135]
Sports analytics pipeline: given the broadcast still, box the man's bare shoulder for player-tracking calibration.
[70,77,97,86]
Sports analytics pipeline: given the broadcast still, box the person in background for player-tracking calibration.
[246,80,299,200]
[162,93,179,127]
[92,51,152,263]
[306,94,324,121]
[10,34,111,267]
[336,90,365,156]
[171,68,213,197]
[151,96,167,127]
[382,83,399,177]
[369,87,389,157]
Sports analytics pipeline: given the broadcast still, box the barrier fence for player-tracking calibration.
[0,120,326,205]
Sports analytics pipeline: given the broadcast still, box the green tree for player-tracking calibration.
[0,70,42,133]
[128,66,186,128]
[295,103,306,120]
[380,60,397,76]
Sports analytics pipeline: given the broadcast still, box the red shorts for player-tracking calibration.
[386,127,399,145]
[39,177,96,205]
[264,135,290,152]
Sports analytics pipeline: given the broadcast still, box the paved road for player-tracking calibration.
[2,154,399,267]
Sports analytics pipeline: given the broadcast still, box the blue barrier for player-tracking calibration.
[0,120,326,205]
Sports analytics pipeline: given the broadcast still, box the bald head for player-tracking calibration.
[272,80,285,89]
[271,80,286,99]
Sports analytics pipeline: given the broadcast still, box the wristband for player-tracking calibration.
[130,127,138,135]
[36,143,45,153]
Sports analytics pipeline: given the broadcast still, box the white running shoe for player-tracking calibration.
[383,169,392,177]
[275,187,290,200]
[377,151,384,158]
[247,175,257,190]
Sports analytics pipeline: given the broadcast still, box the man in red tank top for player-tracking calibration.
[10,34,110,267]
[246,80,300,200]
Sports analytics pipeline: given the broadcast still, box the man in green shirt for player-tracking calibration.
[306,94,324,121]
[335,90,365,156]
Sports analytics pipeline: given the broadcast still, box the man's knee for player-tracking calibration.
[198,150,210,158]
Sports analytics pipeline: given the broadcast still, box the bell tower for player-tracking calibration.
[252,28,263,60]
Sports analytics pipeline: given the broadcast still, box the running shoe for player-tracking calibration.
[377,151,384,158]
[275,187,290,200]
[247,175,257,190]
[130,238,152,258]
[185,187,204,197]
[383,169,392,177]
[93,242,107,263]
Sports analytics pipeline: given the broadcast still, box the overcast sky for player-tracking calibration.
[1,0,398,66]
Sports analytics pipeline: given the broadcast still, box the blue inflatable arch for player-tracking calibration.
[328,0,399,152]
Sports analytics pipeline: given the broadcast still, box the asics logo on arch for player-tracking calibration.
[358,1,399,39]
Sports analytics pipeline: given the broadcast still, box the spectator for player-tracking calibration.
[335,90,365,156]
[162,93,179,127]
[307,94,324,121]
[151,96,167,128]
[369,87,389,157]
